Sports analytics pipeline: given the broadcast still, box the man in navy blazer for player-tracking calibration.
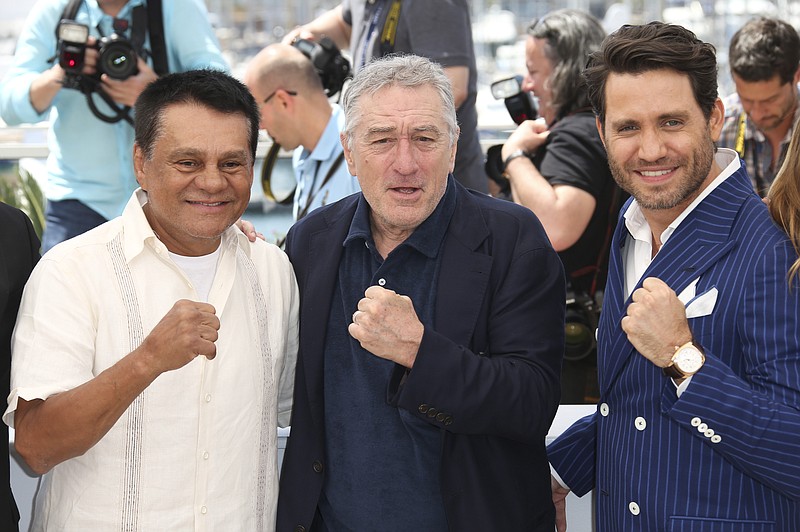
[276,55,565,531]
[0,202,39,531]
[548,23,800,531]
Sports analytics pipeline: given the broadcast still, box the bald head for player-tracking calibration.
[244,43,325,98]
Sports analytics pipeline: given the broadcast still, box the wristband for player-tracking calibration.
[502,149,529,173]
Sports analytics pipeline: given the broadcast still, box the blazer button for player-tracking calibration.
[599,403,609,417]
[418,404,430,414]
[312,460,324,474]
[634,417,646,431]
[691,417,702,427]
[294,526,306,532]
[628,501,640,515]
[427,408,438,418]
[436,412,446,422]
[444,416,453,426]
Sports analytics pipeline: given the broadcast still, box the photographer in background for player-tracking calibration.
[719,17,800,197]
[244,43,359,222]
[283,0,488,193]
[499,9,625,402]
[0,0,227,252]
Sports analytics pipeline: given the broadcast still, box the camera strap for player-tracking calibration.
[379,0,402,57]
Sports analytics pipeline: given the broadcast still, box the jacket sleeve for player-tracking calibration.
[664,238,800,501]
[388,215,565,445]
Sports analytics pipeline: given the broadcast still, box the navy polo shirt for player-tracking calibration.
[317,177,457,531]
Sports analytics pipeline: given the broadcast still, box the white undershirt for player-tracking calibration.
[169,246,221,302]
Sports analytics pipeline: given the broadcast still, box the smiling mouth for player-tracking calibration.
[639,169,673,177]
[189,200,227,207]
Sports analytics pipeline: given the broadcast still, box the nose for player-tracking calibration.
[637,127,668,162]
[392,137,420,175]
[522,74,534,94]
[195,167,228,193]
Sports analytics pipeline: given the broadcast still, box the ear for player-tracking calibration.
[595,116,607,148]
[133,143,148,191]
[708,97,725,143]
[449,126,460,172]
[340,132,357,176]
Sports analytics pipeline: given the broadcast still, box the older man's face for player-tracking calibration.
[342,84,456,242]
[133,102,253,256]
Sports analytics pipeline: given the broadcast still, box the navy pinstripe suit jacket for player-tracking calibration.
[548,162,800,531]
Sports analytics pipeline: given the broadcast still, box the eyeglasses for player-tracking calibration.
[263,89,298,104]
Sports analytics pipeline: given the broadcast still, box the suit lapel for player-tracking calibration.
[600,166,749,392]
[434,185,491,351]
[298,200,356,430]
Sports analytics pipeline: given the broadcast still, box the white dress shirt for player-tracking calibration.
[5,189,299,531]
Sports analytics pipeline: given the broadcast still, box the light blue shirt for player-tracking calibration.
[291,104,360,220]
[0,0,228,220]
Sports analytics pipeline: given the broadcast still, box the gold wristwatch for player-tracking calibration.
[663,341,705,379]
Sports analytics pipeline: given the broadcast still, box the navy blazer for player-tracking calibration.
[277,181,565,531]
[549,161,800,531]
[0,203,39,532]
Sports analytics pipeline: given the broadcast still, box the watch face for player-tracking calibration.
[675,346,704,374]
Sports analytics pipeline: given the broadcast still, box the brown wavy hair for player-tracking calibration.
[768,123,800,284]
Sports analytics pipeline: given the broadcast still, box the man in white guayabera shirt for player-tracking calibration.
[4,69,298,531]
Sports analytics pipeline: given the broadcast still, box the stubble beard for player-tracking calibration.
[608,138,715,211]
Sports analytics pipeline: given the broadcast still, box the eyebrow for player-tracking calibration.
[609,110,692,130]
[169,148,251,160]
[363,124,443,136]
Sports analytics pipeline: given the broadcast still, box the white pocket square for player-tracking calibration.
[683,286,718,319]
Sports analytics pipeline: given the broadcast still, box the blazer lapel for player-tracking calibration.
[297,200,356,430]
[434,186,492,350]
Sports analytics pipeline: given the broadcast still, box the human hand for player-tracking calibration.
[236,218,265,243]
[282,26,316,45]
[138,299,219,375]
[551,474,570,532]
[100,57,158,107]
[621,277,692,367]
[348,286,424,368]
[501,117,549,160]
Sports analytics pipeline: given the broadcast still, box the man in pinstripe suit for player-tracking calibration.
[548,22,800,531]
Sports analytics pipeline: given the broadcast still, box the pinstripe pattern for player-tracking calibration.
[549,166,800,531]
[239,246,277,524]
[107,235,147,532]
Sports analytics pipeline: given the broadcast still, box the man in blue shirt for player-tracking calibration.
[0,0,228,252]
[244,43,359,221]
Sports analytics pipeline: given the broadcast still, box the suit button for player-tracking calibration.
[634,417,646,431]
[704,428,714,438]
[628,501,640,515]
[444,416,453,426]
[697,423,708,433]
[427,408,438,418]
[294,526,306,532]
[312,460,324,473]
[436,412,446,422]
[710,434,722,444]
[418,404,430,414]
[599,403,609,417]
[691,417,702,427]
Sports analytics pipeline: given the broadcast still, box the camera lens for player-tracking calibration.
[98,38,138,80]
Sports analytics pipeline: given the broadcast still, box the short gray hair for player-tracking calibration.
[341,54,458,149]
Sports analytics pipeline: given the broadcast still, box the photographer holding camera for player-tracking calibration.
[244,42,359,222]
[498,10,626,402]
[0,0,227,252]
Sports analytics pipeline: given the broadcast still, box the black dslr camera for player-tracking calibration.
[57,19,139,83]
[292,36,351,98]
[484,75,538,194]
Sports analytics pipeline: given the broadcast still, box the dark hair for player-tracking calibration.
[584,22,718,126]
[527,9,606,119]
[729,17,800,85]
[134,69,260,161]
